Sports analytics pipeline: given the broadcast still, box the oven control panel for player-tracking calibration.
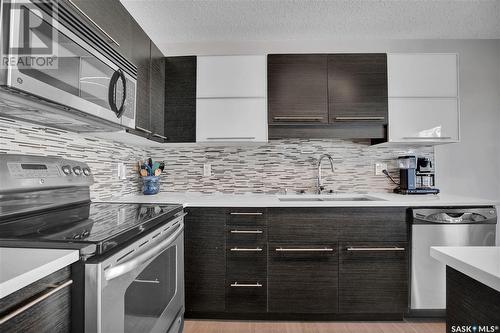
[0,154,94,192]
[7,162,61,178]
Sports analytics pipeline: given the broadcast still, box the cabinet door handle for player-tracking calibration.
[0,280,73,325]
[401,136,452,140]
[230,230,263,234]
[275,247,334,252]
[334,116,385,121]
[206,137,256,140]
[66,0,120,46]
[152,133,167,140]
[230,212,263,216]
[230,247,263,252]
[230,282,263,287]
[346,247,405,251]
[273,116,324,122]
[136,126,152,134]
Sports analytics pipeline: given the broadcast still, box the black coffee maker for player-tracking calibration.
[394,156,439,195]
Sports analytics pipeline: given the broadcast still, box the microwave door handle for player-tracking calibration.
[108,69,126,118]
[104,222,184,281]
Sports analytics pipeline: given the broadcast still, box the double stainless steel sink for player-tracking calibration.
[278,195,384,202]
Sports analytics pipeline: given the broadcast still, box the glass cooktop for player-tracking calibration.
[0,202,183,256]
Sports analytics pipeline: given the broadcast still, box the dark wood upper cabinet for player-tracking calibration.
[268,55,328,124]
[131,28,151,134]
[164,56,197,143]
[328,54,388,124]
[268,53,387,140]
[69,0,134,62]
[149,42,166,141]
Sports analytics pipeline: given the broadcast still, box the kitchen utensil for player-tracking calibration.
[154,168,162,176]
[140,169,148,177]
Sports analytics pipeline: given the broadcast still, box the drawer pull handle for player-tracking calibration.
[273,116,324,122]
[347,247,405,251]
[230,247,263,252]
[206,137,256,140]
[230,282,263,287]
[0,279,73,325]
[230,230,263,234]
[136,126,152,134]
[275,247,333,252]
[152,133,168,139]
[401,136,452,140]
[334,116,385,121]
[230,212,263,216]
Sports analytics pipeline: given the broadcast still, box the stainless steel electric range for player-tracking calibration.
[0,154,185,333]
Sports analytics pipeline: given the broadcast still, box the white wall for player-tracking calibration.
[167,39,500,243]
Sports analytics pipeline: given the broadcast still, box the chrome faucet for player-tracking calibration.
[316,154,335,194]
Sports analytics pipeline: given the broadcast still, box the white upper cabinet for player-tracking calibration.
[388,54,458,97]
[196,99,267,142]
[197,55,267,98]
[386,53,460,144]
[196,55,267,143]
[388,98,459,143]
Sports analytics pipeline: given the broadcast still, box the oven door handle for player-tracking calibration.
[104,222,184,281]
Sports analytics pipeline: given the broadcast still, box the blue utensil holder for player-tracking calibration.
[143,176,160,195]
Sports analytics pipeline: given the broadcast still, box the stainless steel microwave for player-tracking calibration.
[0,0,137,132]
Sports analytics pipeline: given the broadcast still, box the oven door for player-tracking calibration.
[4,0,136,129]
[85,217,184,333]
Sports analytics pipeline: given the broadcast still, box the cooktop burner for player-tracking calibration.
[0,202,183,256]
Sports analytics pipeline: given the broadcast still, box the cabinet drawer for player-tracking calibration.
[0,268,72,333]
[227,245,267,280]
[268,243,338,313]
[268,208,337,243]
[227,226,267,245]
[339,242,408,314]
[227,208,266,226]
[226,281,267,313]
[336,207,407,242]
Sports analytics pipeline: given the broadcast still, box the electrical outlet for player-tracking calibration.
[374,162,387,176]
[116,163,126,180]
[203,163,212,177]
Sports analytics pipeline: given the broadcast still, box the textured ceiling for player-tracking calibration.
[121,0,500,55]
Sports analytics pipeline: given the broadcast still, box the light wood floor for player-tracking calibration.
[184,319,445,333]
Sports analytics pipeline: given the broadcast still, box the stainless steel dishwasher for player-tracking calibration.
[410,207,497,315]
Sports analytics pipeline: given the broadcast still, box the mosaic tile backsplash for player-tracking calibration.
[0,117,434,199]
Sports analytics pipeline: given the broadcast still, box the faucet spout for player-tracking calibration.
[317,154,335,194]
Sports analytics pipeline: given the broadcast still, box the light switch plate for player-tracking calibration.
[374,162,387,176]
[203,163,212,177]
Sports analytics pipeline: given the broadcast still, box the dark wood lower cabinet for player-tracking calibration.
[0,267,72,333]
[184,208,226,313]
[446,267,500,332]
[338,242,408,314]
[185,207,409,319]
[268,243,338,313]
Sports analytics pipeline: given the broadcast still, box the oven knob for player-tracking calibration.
[73,234,81,239]
[82,230,90,237]
[62,165,72,175]
[73,166,82,175]
[82,167,91,176]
